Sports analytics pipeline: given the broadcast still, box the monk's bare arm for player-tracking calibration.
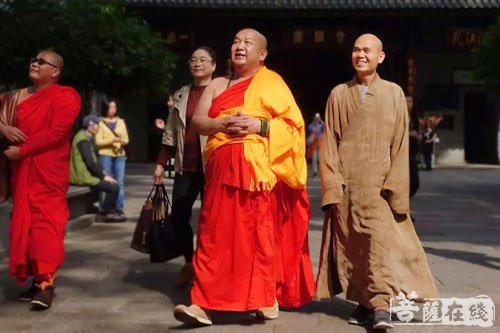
[192,78,246,136]
[193,78,227,136]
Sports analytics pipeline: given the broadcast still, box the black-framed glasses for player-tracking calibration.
[30,57,58,68]
[188,57,213,65]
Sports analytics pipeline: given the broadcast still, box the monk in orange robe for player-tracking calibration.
[3,50,81,310]
[173,29,315,326]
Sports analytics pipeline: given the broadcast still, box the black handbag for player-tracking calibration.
[130,185,156,253]
[149,184,182,263]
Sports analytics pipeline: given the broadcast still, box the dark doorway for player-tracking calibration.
[464,92,499,164]
[278,49,353,122]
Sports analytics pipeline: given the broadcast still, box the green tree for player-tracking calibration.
[0,0,177,99]
[473,16,500,86]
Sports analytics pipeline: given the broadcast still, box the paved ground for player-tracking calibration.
[0,163,498,332]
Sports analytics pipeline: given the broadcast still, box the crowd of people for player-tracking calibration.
[0,29,439,330]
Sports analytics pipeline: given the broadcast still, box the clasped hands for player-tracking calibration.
[220,111,261,136]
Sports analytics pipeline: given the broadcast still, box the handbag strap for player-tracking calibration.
[158,183,172,208]
[146,185,156,201]
[152,184,172,221]
[102,119,120,137]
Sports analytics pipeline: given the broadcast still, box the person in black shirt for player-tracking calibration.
[421,117,438,171]
[406,95,422,196]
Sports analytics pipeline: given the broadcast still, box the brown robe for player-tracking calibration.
[0,89,20,203]
[315,74,438,309]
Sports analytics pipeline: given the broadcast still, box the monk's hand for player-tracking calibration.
[1,125,27,143]
[4,145,21,160]
[219,114,244,135]
[226,114,261,136]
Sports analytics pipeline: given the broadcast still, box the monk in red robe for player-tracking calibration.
[3,50,81,309]
[173,29,315,326]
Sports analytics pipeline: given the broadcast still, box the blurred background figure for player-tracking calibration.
[70,115,125,223]
[306,112,325,178]
[155,95,174,131]
[406,95,422,197]
[96,100,130,219]
[421,117,439,171]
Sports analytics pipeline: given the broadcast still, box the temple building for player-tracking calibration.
[125,0,500,165]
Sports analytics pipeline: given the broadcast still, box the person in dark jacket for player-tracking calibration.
[70,115,125,222]
[421,117,438,171]
[406,95,422,197]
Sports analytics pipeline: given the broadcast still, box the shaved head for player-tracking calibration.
[30,50,64,86]
[351,33,386,78]
[40,50,64,71]
[237,28,268,50]
[355,34,383,52]
[231,28,268,74]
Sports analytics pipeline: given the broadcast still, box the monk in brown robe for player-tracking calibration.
[316,34,438,330]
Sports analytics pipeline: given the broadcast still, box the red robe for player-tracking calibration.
[191,76,314,311]
[9,84,81,284]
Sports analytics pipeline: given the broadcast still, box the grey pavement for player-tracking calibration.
[0,163,498,332]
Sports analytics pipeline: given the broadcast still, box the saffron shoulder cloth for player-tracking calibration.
[204,67,315,307]
[204,66,307,191]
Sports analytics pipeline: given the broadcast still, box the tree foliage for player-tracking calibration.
[473,16,500,87]
[0,0,177,98]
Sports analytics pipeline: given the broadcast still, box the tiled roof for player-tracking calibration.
[126,0,500,10]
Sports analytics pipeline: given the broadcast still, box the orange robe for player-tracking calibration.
[191,67,314,311]
[9,84,81,284]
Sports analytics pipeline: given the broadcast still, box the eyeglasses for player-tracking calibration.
[30,57,58,68]
[188,58,213,65]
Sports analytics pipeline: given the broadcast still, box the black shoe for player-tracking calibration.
[347,304,372,325]
[95,212,107,222]
[373,309,394,330]
[30,285,55,309]
[104,212,127,223]
[116,210,127,221]
[18,283,39,302]
[96,212,126,223]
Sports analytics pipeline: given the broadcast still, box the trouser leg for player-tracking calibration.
[113,156,126,211]
[91,180,119,213]
[424,153,432,170]
[312,148,319,175]
[171,171,204,263]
